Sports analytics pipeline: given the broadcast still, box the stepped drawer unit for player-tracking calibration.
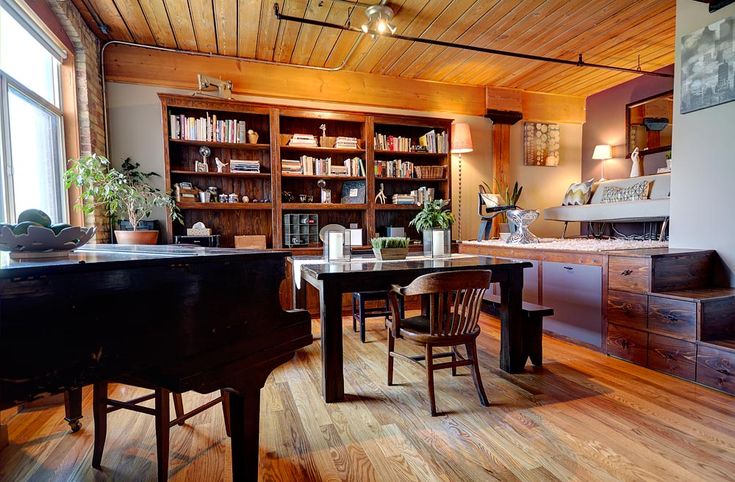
[605,249,735,394]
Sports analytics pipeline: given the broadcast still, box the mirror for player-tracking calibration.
[626,90,673,157]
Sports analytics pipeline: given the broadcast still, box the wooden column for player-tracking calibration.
[486,110,522,238]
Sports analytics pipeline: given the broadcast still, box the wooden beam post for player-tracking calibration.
[491,124,512,238]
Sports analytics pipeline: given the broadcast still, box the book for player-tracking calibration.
[169,111,246,143]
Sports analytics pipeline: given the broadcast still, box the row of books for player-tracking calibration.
[392,194,417,205]
[230,160,261,173]
[169,113,247,144]
[282,156,366,176]
[418,130,448,154]
[288,134,318,147]
[334,136,359,149]
[374,160,415,178]
[373,130,448,153]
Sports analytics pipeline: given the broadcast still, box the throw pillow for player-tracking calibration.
[562,179,594,206]
[600,180,650,203]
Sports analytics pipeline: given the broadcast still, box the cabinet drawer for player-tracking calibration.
[607,323,647,365]
[647,334,696,381]
[607,290,647,329]
[696,345,735,395]
[608,256,650,293]
[648,296,697,340]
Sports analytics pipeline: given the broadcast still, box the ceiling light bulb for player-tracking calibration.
[361,23,369,33]
[377,20,386,34]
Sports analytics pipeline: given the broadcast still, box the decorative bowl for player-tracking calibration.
[0,224,96,259]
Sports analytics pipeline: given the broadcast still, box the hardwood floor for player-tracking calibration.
[2,313,735,481]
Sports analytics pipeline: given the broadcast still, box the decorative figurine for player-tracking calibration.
[196,146,211,172]
[630,147,644,177]
[241,195,250,203]
[318,179,331,203]
[228,193,239,203]
[215,157,228,173]
[218,193,228,203]
[319,123,327,138]
[247,129,259,144]
[375,183,387,204]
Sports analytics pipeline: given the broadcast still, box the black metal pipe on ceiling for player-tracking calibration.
[273,3,673,79]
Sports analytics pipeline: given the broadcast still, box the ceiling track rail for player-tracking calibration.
[273,3,673,79]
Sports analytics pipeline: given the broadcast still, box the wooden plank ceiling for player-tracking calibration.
[73,0,675,97]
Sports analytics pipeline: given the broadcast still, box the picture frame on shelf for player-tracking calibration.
[340,180,366,204]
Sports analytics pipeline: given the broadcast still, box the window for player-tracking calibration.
[0,1,66,223]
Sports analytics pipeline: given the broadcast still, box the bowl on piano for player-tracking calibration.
[0,222,96,260]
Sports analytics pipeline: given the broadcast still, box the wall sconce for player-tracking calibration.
[592,144,612,180]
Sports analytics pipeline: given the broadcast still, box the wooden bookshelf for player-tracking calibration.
[160,94,451,248]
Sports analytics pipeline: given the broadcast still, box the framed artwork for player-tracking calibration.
[680,15,735,114]
[523,122,560,166]
[340,181,366,204]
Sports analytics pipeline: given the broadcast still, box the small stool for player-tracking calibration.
[352,291,399,343]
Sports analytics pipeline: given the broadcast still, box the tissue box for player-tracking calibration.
[347,228,363,246]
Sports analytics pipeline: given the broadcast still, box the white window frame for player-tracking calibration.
[0,0,67,223]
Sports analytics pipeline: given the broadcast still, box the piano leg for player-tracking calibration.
[228,387,261,482]
[63,388,83,432]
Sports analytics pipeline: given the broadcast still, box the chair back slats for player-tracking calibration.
[390,270,492,338]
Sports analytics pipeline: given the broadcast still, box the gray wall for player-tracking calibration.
[582,66,674,182]
[105,82,583,241]
[671,0,735,286]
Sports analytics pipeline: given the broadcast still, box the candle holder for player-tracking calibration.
[429,228,451,258]
[323,227,351,261]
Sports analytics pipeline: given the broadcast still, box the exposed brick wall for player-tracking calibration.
[46,0,109,241]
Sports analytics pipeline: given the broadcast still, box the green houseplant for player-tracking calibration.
[481,177,522,238]
[370,236,410,260]
[410,200,455,257]
[64,154,180,245]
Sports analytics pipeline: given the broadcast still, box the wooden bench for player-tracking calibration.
[483,294,554,367]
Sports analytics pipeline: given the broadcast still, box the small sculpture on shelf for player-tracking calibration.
[247,129,259,144]
[318,179,331,203]
[242,195,250,203]
[375,182,387,204]
[630,147,644,177]
[215,157,228,173]
[196,146,211,172]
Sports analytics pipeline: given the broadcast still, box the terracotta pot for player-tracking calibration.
[114,229,159,245]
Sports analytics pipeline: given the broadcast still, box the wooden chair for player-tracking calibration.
[386,270,492,416]
[352,291,404,343]
[92,382,230,481]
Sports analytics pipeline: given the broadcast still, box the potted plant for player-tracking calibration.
[409,199,454,257]
[371,236,410,260]
[481,178,522,240]
[65,154,180,245]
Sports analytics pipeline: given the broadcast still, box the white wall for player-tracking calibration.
[671,1,735,286]
[105,82,581,241]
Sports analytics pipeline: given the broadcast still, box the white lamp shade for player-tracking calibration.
[592,144,612,160]
[451,122,473,154]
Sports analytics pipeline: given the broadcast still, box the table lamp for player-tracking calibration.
[451,122,473,239]
[592,144,612,180]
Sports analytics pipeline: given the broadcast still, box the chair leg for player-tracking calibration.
[172,393,185,426]
[352,295,358,332]
[450,346,457,376]
[466,342,490,407]
[221,390,232,437]
[359,297,367,343]
[154,388,171,482]
[387,330,395,386]
[92,381,108,470]
[425,344,437,416]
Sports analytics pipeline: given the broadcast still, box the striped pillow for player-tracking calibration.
[562,179,594,206]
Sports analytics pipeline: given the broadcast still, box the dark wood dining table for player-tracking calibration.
[292,254,532,403]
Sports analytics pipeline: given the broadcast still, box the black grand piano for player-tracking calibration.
[0,244,311,481]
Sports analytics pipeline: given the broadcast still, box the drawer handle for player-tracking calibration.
[717,368,733,376]
[621,269,633,276]
[563,266,574,271]
[621,340,629,348]
[665,313,678,322]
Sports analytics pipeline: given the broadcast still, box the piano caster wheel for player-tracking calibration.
[67,419,82,432]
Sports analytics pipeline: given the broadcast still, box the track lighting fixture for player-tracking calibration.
[361,5,396,35]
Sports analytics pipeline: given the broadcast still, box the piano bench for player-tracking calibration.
[92,382,231,482]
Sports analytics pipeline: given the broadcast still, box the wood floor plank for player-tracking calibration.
[2,313,735,481]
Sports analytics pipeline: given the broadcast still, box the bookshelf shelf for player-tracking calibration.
[177,202,273,210]
[282,203,368,211]
[280,145,365,155]
[160,94,451,248]
[169,139,270,150]
[281,174,365,181]
[171,170,271,179]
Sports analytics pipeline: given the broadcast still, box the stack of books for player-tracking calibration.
[282,159,303,174]
[374,134,412,152]
[169,113,246,144]
[230,160,261,173]
[335,136,359,149]
[418,130,448,153]
[288,134,318,147]
[374,159,414,178]
[392,194,417,205]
